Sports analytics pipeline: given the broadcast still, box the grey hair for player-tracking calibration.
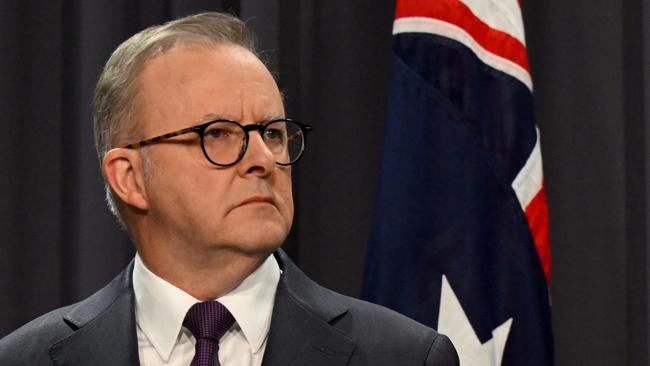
[92,12,256,227]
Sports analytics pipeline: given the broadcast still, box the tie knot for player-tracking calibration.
[183,301,235,341]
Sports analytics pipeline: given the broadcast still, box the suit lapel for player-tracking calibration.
[45,252,356,365]
[262,251,357,366]
[49,263,140,366]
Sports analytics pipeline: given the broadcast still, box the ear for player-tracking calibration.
[103,148,149,211]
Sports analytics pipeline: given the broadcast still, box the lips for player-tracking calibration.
[238,196,275,207]
[225,194,277,215]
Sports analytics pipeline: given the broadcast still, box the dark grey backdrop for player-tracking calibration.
[0,1,647,365]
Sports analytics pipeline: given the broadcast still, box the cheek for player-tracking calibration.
[189,173,233,215]
[146,162,231,223]
[275,170,294,221]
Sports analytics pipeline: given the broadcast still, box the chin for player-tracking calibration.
[211,206,293,255]
[222,220,289,255]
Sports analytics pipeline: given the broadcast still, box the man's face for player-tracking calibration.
[131,44,293,257]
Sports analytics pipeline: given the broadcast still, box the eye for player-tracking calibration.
[264,126,287,142]
[206,128,228,138]
[264,129,279,139]
[204,123,239,140]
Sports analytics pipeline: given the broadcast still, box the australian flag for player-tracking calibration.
[362,0,553,365]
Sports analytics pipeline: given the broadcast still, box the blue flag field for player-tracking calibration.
[362,1,553,365]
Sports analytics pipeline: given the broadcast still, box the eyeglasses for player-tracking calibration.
[123,118,312,167]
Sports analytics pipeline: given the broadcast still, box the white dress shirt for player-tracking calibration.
[132,253,281,366]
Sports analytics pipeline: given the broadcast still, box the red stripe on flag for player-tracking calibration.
[525,186,551,283]
[395,0,530,73]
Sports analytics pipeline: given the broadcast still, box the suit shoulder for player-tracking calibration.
[332,290,433,337]
[328,291,459,365]
[0,303,77,364]
[275,250,458,364]
[0,264,133,365]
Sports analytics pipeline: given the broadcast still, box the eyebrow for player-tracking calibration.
[202,112,228,121]
[201,113,285,123]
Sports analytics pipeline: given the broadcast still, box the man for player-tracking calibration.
[0,12,458,365]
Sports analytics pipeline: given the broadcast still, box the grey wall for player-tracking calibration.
[524,0,649,364]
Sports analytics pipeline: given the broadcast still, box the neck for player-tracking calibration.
[141,247,268,300]
[132,231,270,300]
[125,213,278,300]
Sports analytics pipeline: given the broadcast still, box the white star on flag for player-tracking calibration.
[437,275,513,366]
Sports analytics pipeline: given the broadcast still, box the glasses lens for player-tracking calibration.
[265,121,305,165]
[202,121,246,165]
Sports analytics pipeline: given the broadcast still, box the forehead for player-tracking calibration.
[133,44,284,133]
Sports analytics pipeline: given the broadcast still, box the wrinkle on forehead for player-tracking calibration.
[201,112,285,124]
[134,44,284,137]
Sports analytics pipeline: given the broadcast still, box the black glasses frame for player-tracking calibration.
[123,118,312,167]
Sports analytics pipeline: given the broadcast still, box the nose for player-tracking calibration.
[237,130,276,176]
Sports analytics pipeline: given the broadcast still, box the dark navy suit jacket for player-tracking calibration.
[0,250,459,365]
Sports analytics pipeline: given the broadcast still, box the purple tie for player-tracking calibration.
[183,301,235,366]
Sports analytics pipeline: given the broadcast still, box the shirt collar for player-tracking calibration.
[132,253,280,361]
